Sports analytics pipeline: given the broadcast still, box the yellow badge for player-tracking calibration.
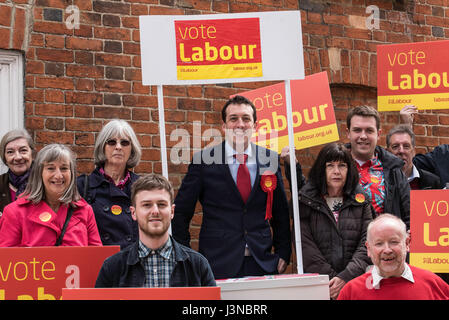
[39,212,52,222]
[264,177,273,189]
[371,176,379,184]
[355,193,365,203]
[111,205,122,215]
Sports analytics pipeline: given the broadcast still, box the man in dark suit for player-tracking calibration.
[172,95,291,280]
[386,124,440,190]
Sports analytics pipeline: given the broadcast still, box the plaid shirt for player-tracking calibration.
[138,238,176,287]
[356,155,386,216]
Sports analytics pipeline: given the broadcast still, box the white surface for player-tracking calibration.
[217,274,330,300]
[139,11,304,85]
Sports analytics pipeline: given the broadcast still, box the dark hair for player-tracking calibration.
[131,173,174,206]
[346,105,380,131]
[386,124,415,148]
[221,95,257,123]
[308,142,360,196]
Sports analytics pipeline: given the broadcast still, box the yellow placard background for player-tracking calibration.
[253,123,339,153]
[378,92,449,111]
[177,63,263,80]
[410,253,449,273]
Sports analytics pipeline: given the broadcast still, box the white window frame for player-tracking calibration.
[0,50,24,173]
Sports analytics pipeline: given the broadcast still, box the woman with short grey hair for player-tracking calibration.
[0,144,102,247]
[77,119,141,249]
[0,129,35,212]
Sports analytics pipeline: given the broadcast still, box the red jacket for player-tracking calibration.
[0,197,102,247]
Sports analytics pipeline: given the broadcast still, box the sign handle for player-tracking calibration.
[157,84,169,179]
[284,79,304,274]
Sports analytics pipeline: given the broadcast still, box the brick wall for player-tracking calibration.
[1,0,449,263]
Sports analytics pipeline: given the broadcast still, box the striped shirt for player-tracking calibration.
[138,238,176,287]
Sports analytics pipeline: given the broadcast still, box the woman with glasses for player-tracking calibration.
[297,142,374,299]
[77,119,142,249]
[0,144,102,247]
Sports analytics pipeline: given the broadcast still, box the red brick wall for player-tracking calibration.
[1,0,449,260]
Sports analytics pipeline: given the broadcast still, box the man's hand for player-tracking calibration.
[277,258,287,274]
[400,105,418,126]
[329,276,346,300]
[280,146,297,165]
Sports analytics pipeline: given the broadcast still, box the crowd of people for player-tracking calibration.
[0,97,448,300]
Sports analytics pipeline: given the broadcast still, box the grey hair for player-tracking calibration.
[0,129,35,165]
[94,119,141,168]
[386,124,415,148]
[23,144,80,205]
[366,213,407,243]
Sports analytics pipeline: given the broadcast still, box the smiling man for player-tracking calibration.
[338,214,449,300]
[172,95,291,279]
[95,174,216,287]
[386,125,440,190]
[346,105,410,229]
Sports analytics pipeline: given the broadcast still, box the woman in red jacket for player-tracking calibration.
[0,144,102,247]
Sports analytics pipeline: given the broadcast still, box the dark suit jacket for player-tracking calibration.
[172,142,291,279]
[416,168,441,190]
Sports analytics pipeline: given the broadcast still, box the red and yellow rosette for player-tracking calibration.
[261,171,277,221]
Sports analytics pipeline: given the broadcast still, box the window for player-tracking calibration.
[0,50,24,173]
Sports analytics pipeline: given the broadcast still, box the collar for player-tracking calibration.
[407,165,420,182]
[225,141,254,164]
[355,153,379,168]
[371,263,415,289]
[138,237,173,260]
[128,236,189,266]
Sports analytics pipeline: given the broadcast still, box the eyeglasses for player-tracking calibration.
[106,139,131,147]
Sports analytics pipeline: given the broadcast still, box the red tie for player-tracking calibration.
[235,154,251,203]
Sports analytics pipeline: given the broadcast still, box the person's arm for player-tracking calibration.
[336,202,373,283]
[172,154,203,247]
[299,204,338,279]
[270,159,292,269]
[281,146,306,192]
[0,204,21,247]
[95,258,114,287]
[85,204,103,246]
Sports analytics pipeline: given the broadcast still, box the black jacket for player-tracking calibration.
[95,236,217,287]
[298,182,374,283]
[345,144,411,229]
[414,144,449,188]
[415,168,441,190]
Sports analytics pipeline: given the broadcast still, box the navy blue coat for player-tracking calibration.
[172,142,291,280]
[76,167,139,249]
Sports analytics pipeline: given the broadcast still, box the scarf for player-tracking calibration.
[8,168,31,199]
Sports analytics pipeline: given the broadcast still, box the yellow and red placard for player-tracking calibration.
[0,246,119,300]
[238,72,339,153]
[175,18,262,80]
[139,11,304,85]
[377,40,449,111]
[410,190,449,273]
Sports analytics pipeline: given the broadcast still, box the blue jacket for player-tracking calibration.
[172,142,291,279]
[76,167,139,249]
[95,237,216,287]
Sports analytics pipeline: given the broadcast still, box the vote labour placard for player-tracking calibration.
[238,72,339,153]
[139,11,304,85]
[175,18,262,80]
[410,190,449,273]
[0,246,119,300]
[377,40,449,111]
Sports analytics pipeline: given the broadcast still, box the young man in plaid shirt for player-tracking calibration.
[95,174,216,287]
